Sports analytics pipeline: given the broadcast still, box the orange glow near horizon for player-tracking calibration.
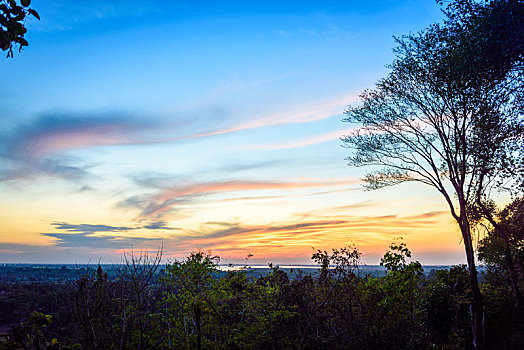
[0,1,476,265]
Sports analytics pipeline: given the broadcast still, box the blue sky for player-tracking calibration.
[0,0,468,264]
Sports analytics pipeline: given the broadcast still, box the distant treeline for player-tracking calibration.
[0,238,523,350]
[0,263,459,283]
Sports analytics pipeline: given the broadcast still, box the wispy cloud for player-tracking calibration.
[120,178,358,218]
[165,211,448,260]
[44,222,142,248]
[51,222,135,233]
[43,231,158,248]
[41,221,176,248]
[182,93,357,139]
[251,129,356,150]
[3,111,183,158]
[0,112,154,182]
[142,221,179,230]
[22,207,451,262]
[405,211,446,219]
[1,92,357,183]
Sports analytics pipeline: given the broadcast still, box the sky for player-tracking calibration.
[0,0,470,265]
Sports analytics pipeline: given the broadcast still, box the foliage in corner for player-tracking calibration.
[0,0,39,58]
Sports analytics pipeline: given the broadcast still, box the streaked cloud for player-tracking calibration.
[5,113,136,158]
[6,93,356,159]
[16,204,455,263]
[182,93,357,139]
[42,221,172,248]
[51,222,135,233]
[406,211,446,219]
[43,231,158,248]
[1,92,355,184]
[142,221,179,230]
[1,112,149,182]
[120,178,358,218]
[0,0,461,266]
[252,129,353,150]
[166,212,450,260]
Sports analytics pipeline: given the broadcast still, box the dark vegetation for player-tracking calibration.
[342,0,523,348]
[0,0,39,57]
[0,208,523,350]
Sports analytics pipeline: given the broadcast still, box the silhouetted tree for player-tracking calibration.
[342,1,523,348]
[120,248,165,349]
[73,250,165,350]
[478,198,524,310]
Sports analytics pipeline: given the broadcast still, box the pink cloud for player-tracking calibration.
[179,93,359,139]
[12,93,359,161]
[21,125,130,158]
[251,128,357,150]
[168,212,452,260]
[139,179,359,218]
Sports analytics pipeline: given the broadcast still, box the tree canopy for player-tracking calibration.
[342,1,523,348]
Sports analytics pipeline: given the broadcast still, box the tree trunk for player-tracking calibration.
[460,220,485,350]
[195,306,202,350]
[501,242,524,311]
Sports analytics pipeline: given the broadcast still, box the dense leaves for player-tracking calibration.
[0,0,39,57]
[2,240,524,349]
[342,1,523,347]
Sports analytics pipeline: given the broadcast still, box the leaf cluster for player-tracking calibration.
[0,0,39,57]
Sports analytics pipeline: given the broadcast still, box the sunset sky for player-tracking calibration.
[0,0,469,265]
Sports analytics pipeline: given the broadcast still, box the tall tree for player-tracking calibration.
[342,1,523,348]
